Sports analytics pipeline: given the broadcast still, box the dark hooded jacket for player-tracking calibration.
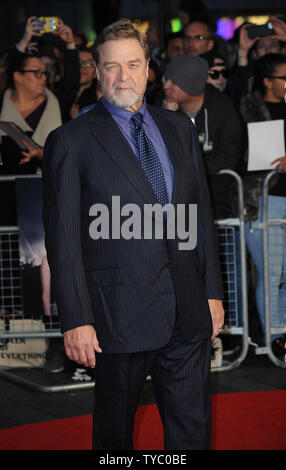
[194,84,243,219]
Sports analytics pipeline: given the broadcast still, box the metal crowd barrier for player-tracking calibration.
[257,171,286,368]
[0,175,71,392]
[0,171,249,392]
[212,169,249,372]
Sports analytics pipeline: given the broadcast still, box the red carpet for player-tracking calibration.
[0,391,285,450]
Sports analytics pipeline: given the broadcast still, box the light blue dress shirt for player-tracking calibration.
[100,96,175,203]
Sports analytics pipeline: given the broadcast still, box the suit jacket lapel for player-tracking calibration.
[88,101,159,205]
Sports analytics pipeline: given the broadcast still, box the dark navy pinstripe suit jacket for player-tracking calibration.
[42,100,224,354]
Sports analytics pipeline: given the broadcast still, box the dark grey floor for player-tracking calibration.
[0,344,285,431]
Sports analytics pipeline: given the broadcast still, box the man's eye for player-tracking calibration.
[106,65,119,71]
[129,63,138,68]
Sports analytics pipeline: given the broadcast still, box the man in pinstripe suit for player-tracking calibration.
[43,19,224,450]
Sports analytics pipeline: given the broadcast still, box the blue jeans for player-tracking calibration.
[223,227,243,327]
[245,195,286,336]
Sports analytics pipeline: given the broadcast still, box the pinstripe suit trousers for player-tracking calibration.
[92,316,212,450]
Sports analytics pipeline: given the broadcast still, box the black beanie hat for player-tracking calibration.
[165,54,209,96]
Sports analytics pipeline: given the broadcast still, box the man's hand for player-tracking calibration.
[271,155,286,172]
[17,16,42,52]
[238,23,260,65]
[63,325,102,368]
[270,16,286,42]
[53,19,76,49]
[162,99,179,111]
[208,299,225,340]
[26,41,39,54]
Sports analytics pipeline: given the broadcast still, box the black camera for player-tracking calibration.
[246,22,274,39]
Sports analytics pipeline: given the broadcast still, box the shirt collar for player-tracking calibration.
[101,96,148,126]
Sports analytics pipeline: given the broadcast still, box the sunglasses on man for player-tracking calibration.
[208,69,229,79]
[266,75,286,80]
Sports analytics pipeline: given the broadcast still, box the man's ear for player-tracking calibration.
[145,59,150,78]
[207,39,214,52]
[95,65,100,81]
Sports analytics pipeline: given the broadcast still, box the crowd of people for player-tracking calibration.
[0,0,286,373]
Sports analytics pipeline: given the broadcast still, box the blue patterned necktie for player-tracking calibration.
[131,112,168,206]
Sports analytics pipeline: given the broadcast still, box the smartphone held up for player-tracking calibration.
[34,17,60,35]
[246,22,274,39]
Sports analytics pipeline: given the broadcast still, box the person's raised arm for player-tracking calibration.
[237,23,260,67]
[16,16,41,53]
[53,19,76,50]
[269,16,286,43]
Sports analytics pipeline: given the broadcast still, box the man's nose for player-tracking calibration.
[118,65,129,81]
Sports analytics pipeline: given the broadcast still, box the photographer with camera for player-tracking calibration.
[229,16,286,108]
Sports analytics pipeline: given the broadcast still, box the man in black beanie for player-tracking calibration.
[163,55,243,219]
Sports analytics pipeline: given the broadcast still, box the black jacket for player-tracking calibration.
[194,84,243,219]
[74,79,98,111]
[53,48,81,123]
[43,100,224,352]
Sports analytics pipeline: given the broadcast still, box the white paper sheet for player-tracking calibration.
[247,120,285,171]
